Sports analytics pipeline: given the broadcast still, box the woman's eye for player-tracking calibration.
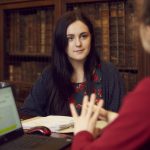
[67,36,74,41]
[81,34,88,39]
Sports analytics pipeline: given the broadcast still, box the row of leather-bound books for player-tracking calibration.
[5,6,54,55]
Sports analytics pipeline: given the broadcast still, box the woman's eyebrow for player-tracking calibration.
[80,32,89,35]
[66,32,89,37]
[66,34,74,37]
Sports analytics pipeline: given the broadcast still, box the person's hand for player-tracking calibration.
[96,106,118,124]
[84,98,118,124]
[106,111,118,124]
[70,93,103,135]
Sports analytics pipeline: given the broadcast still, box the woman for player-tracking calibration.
[20,10,124,116]
[70,1,150,149]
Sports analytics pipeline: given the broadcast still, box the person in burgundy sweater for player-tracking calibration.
[70,0,150,149]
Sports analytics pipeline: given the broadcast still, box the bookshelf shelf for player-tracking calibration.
[9,52,51,57]
[118,68,138,73]
[7,80,33,87]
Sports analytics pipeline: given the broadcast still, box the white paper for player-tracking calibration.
[21,115,74,132]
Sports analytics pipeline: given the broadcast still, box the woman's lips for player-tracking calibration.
[73,49,84,52]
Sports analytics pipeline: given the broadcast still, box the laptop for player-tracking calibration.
[0,84,71,150]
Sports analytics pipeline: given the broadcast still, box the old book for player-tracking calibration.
[109,2,118,65]
[40,10,46,54]
[100,3,110,62]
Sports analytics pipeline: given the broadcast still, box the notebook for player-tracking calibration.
[0,84,71,150]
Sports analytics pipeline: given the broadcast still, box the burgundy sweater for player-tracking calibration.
[72,78,150,150]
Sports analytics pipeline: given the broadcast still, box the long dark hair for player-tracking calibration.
[50,10,100,114]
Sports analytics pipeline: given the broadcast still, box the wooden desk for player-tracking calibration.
[50,133,72,150]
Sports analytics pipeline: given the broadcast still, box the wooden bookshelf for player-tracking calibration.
[0,0,149,108]
[0,0,61,108]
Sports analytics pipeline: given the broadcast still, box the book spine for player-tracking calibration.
[109,2,119,65]
[100,3,110,62]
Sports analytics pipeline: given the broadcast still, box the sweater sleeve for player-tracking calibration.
[71,78,150,150]
[71,131,94,150]
[101,62,125,112]
[19,66,51,116]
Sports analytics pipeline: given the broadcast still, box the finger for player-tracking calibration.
[81,95,89,116]
[93,128,102,139]
[70,103,78,119]
[86,93,96,118]
[90,99,107,120]
[98,99,104,108]
[96,100,108,121]
[88,99,102,133]
[91,100,104,122]
[87,99,103,112]
[94,101,107,121]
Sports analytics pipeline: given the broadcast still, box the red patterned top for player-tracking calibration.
[69,64,102,112]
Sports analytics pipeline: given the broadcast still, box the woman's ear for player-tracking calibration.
[140,24,150,53]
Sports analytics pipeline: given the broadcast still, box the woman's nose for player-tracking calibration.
[75,37,81,46]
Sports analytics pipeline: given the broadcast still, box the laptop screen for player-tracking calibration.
[0,86,22,136]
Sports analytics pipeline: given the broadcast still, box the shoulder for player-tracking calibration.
[34,65,53,90]
[100,61,120,80]
[42,65,52,76]
[134,78,150,105]
[101,61,119,73]
[100,61,124,91]
[40,65,52,81]
[134,77,150,93]
[121,77,150,114]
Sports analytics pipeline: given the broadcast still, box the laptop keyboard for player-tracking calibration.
[0,134,49,150]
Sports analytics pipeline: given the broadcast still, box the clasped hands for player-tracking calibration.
[70,93,118,136]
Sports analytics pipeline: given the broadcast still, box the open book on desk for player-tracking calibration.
[21,115,74,133]
[21,115,108,133]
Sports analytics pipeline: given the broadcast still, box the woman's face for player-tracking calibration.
[140,24,150,53]
[66,20,91,64]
